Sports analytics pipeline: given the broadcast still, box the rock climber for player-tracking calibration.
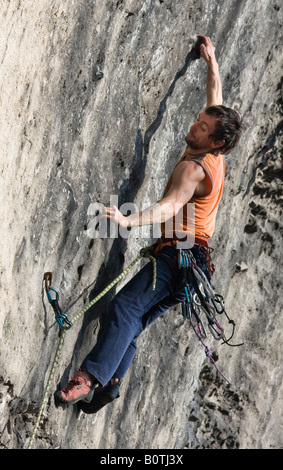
[54,35,242,413]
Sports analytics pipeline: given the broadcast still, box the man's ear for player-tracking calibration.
[212,139,225,150]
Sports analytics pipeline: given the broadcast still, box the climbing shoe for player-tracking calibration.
[54,370,95,406]
[78,380,120,414]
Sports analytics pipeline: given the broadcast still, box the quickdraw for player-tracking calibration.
[43,272,73,330]
[178,249,244,384]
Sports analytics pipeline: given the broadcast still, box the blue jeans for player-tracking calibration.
[81,245,209,386]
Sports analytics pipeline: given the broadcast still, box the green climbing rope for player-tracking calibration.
[27,330,66,449]
[27,248,157,449]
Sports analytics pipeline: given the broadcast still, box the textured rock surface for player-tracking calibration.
[0,0,282,449]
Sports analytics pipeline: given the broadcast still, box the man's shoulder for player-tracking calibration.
[174,159,206,183]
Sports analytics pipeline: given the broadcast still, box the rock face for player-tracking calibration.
[0,0,282,450]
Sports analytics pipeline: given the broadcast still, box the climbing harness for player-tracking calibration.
[178,248,244,384]
[27,247,156,449]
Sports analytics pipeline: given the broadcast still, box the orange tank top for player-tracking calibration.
[156,149,225,251]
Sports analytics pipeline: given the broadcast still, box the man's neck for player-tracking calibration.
[185,145,219,156]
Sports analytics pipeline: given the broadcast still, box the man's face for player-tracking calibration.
[185,111,218,150]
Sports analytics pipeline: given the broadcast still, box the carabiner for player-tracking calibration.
[44,272,53,292]
[208,320,224,341]
[212,294,225,314]
[190,306,207,339]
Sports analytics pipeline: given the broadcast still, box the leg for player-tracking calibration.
[112,290,187,379]
[56,257,176,406]
[78,276,187,414]
[81,254,178,386]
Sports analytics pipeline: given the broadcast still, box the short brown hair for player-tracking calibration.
[206,105,242,154]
